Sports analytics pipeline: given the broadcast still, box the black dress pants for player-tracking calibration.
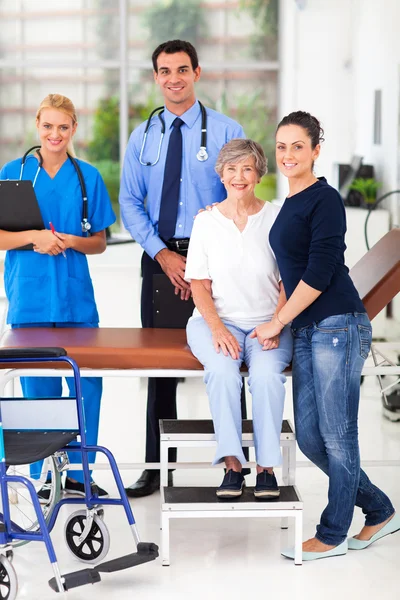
[140,251,249,470]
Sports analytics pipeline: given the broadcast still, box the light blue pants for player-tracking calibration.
[12,322,102,484]
[186,318,293,467]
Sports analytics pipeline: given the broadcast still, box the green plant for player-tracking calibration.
[87,97,120,163]
[85,92,160,227]
[348,178,381,205]
[215,89,276,173]
[255,173,276,202]
[143,0,206,50]
[239,0,278,60]
[95,0,119,93]
[91,159,120,203]
[90,159,120,230]
[87,93,160,164]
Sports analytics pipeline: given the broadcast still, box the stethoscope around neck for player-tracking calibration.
[139,101,208,166]
[20,145,91,234]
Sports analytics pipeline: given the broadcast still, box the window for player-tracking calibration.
[0,0,279,225]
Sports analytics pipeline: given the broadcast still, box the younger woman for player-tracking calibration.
[0,94,115,500]
[252,111,398,560]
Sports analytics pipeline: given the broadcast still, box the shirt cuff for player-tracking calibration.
[184,271,211,283]
[147,237,167,260]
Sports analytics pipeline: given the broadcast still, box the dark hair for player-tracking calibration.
[276,111,325,149]
[152,40,199,72]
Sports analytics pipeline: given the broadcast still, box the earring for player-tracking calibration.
[221,179,224,183]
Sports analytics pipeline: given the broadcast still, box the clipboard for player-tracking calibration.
[152,274,195,329]
[0,180,45,250]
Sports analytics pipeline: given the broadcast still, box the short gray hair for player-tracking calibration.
[215,139,268,179]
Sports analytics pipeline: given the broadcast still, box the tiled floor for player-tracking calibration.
[2,245,399,598]
[8,373,400,600]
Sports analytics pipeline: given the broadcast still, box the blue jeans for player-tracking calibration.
[12,322,102,484]
[187,317,293,467]
[292,312,394,545]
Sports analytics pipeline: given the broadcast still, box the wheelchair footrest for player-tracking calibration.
[95,542,159,573]
[48,568,101,592]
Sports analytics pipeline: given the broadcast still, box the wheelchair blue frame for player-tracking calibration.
[0,351,158,594]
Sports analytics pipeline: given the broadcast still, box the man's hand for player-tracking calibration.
[32,230,66,256]
[211,323,242,360]
[174,286,191,301]
[155,248,190,293]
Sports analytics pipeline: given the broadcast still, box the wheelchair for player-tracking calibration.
[0,347,158,597]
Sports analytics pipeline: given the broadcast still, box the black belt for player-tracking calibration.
[164,238,190,251]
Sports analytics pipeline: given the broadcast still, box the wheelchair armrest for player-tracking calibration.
[0,347,67,360]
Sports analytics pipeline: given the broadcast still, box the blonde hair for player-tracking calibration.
[36,94,77,157]
[215,138,268,179]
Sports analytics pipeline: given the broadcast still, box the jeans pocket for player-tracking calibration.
[357,324,372,359]
[291,325,309,338]
[315,314,348,332]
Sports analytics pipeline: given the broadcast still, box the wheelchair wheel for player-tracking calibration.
[4,455,62,548]
[0,555,18,600]
[65,510,110,564]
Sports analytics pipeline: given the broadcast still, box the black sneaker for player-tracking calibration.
[216,470,245,498]
[254,471,280,499]
[37,478,53,505]
[64,478,109,498]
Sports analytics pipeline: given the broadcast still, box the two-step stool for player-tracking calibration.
[160,419,303,565]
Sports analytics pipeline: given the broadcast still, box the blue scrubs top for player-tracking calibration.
[0,156,116,325]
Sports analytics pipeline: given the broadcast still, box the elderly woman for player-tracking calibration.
[185,139,292,498]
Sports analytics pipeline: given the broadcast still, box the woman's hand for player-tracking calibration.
[32,230,66,256]
[211,323,242,360]
[261,334,280,351]
[250,317,284,347]
[53,232,73,248]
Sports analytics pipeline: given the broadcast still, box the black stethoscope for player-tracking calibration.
[19,145,91,234]
[139,101,208,166]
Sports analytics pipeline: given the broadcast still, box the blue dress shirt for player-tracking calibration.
[119,100,245,259]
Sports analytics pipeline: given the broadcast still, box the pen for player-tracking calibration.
[49,221,67,258]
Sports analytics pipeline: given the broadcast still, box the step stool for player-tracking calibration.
[160,419,303,566]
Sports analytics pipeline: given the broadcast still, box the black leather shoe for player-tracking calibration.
[125,470,173,498]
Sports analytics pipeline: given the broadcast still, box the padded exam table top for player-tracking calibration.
[0,327,202,370]
[0,229,398,370]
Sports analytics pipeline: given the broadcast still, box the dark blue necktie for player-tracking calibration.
[158,117,184,241]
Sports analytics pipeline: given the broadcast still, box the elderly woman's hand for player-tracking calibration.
[250,318,283,348]
[261,334,280,351]
[211,323,242,360]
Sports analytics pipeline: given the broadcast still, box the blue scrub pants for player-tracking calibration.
[186,317,293,467]
[12,322,102,484]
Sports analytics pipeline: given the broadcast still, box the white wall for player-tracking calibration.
[278,0,400,326]
[351,0,400,321]
[352,0,400,223]
[278,0,400,212]
[278,0,356,198]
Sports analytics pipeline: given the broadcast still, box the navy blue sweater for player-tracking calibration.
[269,177,365,328]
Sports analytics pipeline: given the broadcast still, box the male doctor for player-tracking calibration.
[119,39,247,497]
